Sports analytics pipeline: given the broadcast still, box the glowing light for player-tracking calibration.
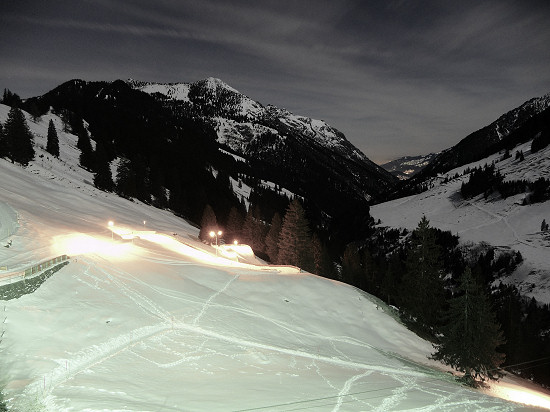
[504,388,550,409]
[108,221,114,240]
[233,240,238,245]
[490,382,550,410]
[52,234,135,259]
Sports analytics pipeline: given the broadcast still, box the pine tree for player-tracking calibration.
[382,252,403,306]
[225,206,244,244]
[93,142,114,191]
[0,122,5,158]
[431,267,506,386]
[277,199,311,268]
[311,233,333,278]
[399,216,445,332]
[115,158,137,198]
[362,249,376,292]
[2,106,34,165]
[1,89,21,107]
[198,204,217,242]
[241,205,266,253]
[265,212,282,262]
[46,119,60,157]
[77,129,94,170]
[341,243,362,285]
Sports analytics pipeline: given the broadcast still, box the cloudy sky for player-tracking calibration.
[1,0,549,164]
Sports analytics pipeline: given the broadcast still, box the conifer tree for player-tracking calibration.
[78,129,94,170]
[399,216,445,331]
[199,204,217,242]
[277,199,311,268]
[362,249,376,291]
[1,89,21,107]
[382,253,402,306]
[0,122,5,158]
[93,142,113,191]
[46,119,60,157]
[115,158,137,198]
[241,205,266,253]
[311,233,333,278]
[225,206,244,244]
[431,267,506,386]
[2,106,34,165]
[265,212,282,262]
[341,243,362,285]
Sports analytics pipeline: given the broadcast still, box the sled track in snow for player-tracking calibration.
[21,257,441,410]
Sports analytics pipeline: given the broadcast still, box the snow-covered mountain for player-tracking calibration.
[408,93,550,184]
[372,138,550,304]
[1,105,549,411]
[381,153,438,180]
[129,77,397,202]
[22,78,397,249]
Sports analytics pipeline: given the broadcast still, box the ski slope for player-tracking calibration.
[372,141,550,304]
[1,105,549,411]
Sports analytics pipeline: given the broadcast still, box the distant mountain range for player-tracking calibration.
[380,153,438,180]
[13,78,550,247]
[21,77,396,249]
[389,92,550,198]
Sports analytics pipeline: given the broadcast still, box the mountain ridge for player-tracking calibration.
[389,92,550,199]
[20,77,397,250]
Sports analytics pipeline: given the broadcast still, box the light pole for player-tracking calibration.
[209,230,222,255]
[108,221,114,240]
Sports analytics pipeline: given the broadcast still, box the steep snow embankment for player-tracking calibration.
[372,140,550,303]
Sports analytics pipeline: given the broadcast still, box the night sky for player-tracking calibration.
[1,0,549,164]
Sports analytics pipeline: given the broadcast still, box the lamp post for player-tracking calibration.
[108,221,114,240]
[209,230,223,255]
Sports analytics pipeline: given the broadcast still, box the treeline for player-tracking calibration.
[461,163,550,204]
[333,217,549,386]
[198,199,334,275]
[0,103,35,166]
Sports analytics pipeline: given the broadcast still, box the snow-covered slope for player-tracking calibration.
[2,107,549,410]
[372,140,550,304]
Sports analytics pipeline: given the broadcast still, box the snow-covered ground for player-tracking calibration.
[1,105,550,410]
[372,140,550,304]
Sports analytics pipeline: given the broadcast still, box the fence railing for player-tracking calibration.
[0,255,69,284]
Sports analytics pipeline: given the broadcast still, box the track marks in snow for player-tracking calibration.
[332,370,373,412]
[192,273,239,325]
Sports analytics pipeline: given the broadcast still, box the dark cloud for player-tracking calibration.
[1,0,549,163]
